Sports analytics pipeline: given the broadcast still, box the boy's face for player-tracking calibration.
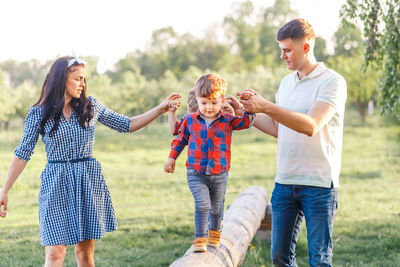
[197,96,223,120]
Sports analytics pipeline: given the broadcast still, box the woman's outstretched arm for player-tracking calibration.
[129,93,181,132]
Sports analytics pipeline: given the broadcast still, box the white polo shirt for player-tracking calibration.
[275,63,347,188]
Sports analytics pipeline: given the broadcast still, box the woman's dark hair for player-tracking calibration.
[34,56,94,136]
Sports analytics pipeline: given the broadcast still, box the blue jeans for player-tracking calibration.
[187,169,228,238]
[271,182,338,267]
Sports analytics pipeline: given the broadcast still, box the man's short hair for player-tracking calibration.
[276,18,315,41]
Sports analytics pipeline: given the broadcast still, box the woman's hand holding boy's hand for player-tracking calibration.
[159,93,181,113]
[164,158,176,173]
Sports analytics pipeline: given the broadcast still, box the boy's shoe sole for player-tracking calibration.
[193,237,207,252]
[192,246,207,252]
[207,242,220,248]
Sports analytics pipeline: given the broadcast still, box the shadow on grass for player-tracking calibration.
[341,170,381,180]
[99,223,194,267]
[334,216,400,266]
[243,216,400,267]
[1,215,399,267]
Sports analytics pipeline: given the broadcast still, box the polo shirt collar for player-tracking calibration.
[294,62,326,81]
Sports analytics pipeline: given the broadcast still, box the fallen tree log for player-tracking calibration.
[170,186,269,267]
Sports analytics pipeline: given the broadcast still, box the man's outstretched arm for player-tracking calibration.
[239,90,335,137]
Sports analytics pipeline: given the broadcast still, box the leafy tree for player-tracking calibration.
[106,53,142,82]
[81,56,100,80]
[0,59,48,87]
[341,0,400,117]
[333,23,363,57]
[223,0,262,69]
[127,26,233,80]
[258,0,299,64]
[13,82,40,121]
[0,70,17,129]
[327,53,379,122]
[314,37,329,62]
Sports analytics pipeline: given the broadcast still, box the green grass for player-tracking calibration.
[0,109,399,267]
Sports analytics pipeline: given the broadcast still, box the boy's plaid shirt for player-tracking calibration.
[169,110,255,175]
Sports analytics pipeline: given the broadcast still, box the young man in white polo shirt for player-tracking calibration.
[238,19,347,266]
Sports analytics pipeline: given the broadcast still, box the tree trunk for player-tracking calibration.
[356,102,368,123]
[170,186,269,267]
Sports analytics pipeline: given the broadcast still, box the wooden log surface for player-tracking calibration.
[170,186,269,267]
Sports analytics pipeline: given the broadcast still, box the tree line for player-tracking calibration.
[1,0,397,130]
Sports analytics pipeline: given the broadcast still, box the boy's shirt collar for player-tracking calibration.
[195,110,227,121]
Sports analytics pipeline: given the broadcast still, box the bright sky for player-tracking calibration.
[0,0,344,71]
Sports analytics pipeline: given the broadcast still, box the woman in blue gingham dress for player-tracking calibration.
[0,55,180,266]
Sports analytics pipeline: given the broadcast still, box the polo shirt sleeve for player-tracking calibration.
[317,73,347,111]
[275,90,280,106]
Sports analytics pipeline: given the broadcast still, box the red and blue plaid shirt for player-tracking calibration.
[169,110,255,175]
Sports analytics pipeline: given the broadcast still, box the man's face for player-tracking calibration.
[278,38,305,71]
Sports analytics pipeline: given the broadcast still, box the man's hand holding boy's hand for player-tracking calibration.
[237,89,268,114]
[164,158,176,173]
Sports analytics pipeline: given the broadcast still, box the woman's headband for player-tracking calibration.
[68,52,87,68]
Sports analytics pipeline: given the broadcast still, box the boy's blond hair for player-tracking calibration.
[194,73,226,99]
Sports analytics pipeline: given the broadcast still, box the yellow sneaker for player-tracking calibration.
[193,237,207,252]
[207,230,221,248]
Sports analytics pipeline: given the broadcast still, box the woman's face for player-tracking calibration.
[65,65,86,102]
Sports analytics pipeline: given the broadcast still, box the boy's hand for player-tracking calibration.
[164,158,176,173]
[159,93,181,113]
[222,101,235,115]
[225,95,244,116]
[168,101,181,112]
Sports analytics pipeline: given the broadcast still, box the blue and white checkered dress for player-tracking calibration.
[14,96,130,246]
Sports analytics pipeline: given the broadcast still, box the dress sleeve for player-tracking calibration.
[90,96,131,133]
[14,107,41,162]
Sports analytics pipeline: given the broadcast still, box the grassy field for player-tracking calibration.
[0,109,399,267]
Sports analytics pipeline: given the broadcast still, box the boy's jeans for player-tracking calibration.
[187,169,228,238]
[271,182,338,267]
